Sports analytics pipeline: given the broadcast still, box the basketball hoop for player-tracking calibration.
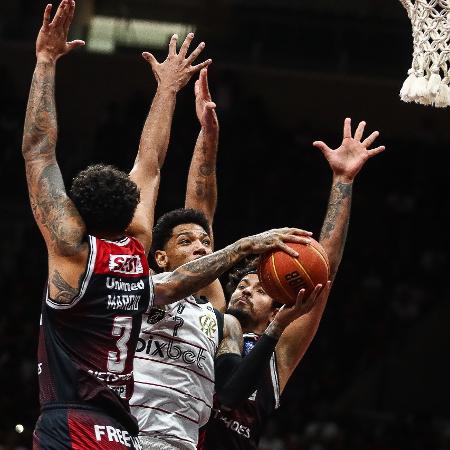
[399,0,450,107]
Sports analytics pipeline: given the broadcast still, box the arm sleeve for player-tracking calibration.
[214,333,278,409]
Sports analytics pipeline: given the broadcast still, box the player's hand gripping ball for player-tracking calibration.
[258,238,330,305]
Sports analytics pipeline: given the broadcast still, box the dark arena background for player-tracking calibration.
[1,1,450,449]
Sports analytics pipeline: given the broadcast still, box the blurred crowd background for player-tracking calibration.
[1,1,450,449]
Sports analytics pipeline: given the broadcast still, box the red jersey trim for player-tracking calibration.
[46,235,97,310]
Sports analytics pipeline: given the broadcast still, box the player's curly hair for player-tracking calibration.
[150,208,211,270]
[226,258,282,308]
[70,164,140,235]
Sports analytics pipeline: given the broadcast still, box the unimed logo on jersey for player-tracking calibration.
[109,254,143,274]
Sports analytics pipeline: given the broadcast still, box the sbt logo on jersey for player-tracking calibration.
[109,255,143,274]
[94,425,142,449]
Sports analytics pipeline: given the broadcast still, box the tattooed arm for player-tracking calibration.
[127,33,212,254]
[22,1,87,303]
[314,118,385,279]
[184,68,226,311]
[185,68,219,225]
[274,118,385,392]
[22,1,86,258]
[153,227,312,305]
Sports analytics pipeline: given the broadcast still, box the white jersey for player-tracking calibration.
[130,272,222,450]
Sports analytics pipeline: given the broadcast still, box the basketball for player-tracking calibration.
[258,239,330,305]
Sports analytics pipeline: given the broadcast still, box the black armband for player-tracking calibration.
[215,333,278,409]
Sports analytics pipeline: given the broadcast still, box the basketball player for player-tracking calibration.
[199,118,386,449]
[23,2,313,449]
[130,68,321,449]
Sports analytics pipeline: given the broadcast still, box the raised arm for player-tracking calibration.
[185,68,219,224]
[22,1,86,259]
[153,227,312,305]
[315,118,385,279]
[184,68,226,310]
[275,118,385,392]
[127,33,212,253]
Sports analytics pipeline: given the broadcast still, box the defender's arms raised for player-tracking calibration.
[22,1,86,259]
[275,118,385,392]
[127,33,212,253]
[184,68,225,310]
[315,118,385,279]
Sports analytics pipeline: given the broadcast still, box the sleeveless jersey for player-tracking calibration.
[37,235,153,434]
[199,333,280,450]
[130,272,223,450]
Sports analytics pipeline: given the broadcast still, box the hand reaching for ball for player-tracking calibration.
[238,227,313,258]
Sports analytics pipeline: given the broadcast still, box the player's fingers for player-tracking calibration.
[312,141,332,155]
[63,0,75,35]
[276,242,299,258]
[367,145,386,157]
[205,101,216,110]
[186,41,206,65]
[67,39,85,51]
[281,234,312,246]
[191,59,213,74]
[295,289,306,307]
[168,34,178,56]
[194,79,200,96]
[51,0,68,28]
[42,4,52,28]
[142,52,158,67]
[362,130,380,148]
[343,117,352,139]
[200,68,211,98]
[179,32,194,58]
[288,228,313,237]
[354,121,366,141]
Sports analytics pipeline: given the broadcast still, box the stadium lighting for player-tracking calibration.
[87,16,196,54]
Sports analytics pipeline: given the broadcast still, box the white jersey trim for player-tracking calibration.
[45,235,97,310]
[101,236,130,246]
[270,353,280,409]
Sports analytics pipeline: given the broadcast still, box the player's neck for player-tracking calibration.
[92,230,127,241]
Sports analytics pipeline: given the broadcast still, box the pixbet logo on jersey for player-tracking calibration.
[109,255,143,274]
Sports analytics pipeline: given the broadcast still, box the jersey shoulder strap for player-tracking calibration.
[213,307,224,344]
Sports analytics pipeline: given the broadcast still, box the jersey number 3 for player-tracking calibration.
[108,316,132,373]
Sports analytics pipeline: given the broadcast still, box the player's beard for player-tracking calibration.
[226,307,254,330]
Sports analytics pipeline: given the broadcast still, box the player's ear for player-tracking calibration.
[154,250,169,270]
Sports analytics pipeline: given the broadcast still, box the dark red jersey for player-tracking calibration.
[199,333,280,450]
[37,235,153,434]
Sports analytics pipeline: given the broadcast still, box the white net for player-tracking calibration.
[400,0,450,107]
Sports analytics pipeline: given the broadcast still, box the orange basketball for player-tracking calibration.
[258,239,330,305]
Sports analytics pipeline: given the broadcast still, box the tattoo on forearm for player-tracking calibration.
[167,242,244,298]
[23,62,57,159]
[320,182,352,242]
[29,164,84,254]
[22,62,85,254]
[51,270,82,303]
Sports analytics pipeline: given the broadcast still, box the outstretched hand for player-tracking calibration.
[36,1,85,63]
[143,33,212,93]
[195,68,218,132]
[313,118,385,182]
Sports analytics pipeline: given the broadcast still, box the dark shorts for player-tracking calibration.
[33,405,142,450]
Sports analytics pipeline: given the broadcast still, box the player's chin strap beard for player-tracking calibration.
[226,307,254,330]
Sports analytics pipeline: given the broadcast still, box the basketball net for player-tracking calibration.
[400,0,450,107]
